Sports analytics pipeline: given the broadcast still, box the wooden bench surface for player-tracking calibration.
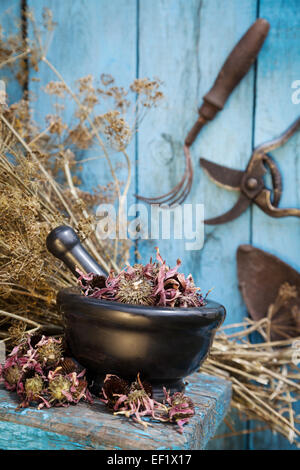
[0,373,231,450]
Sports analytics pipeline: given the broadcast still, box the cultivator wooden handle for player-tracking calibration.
[185,18,270,146]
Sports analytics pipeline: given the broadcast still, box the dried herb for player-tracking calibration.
[77,247,207,308]
[0,7,163,344]
[0,333,92,409]
[162,389,195,434]
[36,336,63,368]
[22,374,45,404]
[101,373,195,433]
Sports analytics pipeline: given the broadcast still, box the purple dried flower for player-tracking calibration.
[58,357,83,375]
[35,336,63,368]
[112,373,165,428]
[47,369,72,404]
[1,363,23,391]
[17,374,45,408]
[77,247,208,308]
[1,332,92,410]
[0,334,43,392]
[38,367,93,408]
[163,388,195,433]
[101,373,193,430]
[101,374,130,408]
[101,373,195,433]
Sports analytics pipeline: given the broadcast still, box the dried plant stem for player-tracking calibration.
[28,125,52,147]
[0,50,30,70]
[1,112,114,272]
[237,337,297,349]
[0,327,40,345]
[207,359,269,385]
[41,56,121,198]
[0,113,78,225]
[232,377,300,436]
[202,319,300,445]
[113,148,132,264]
[214,426,269,440]
[76,155,105,164]
[286,389,295,443]
[6,288,56,304]
[225,318,268,339]
[0,310,40,328]
[259,366,300,392]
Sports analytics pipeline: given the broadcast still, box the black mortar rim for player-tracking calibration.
[57,287,226,329]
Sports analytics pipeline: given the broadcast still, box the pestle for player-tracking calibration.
[46,225,107,278]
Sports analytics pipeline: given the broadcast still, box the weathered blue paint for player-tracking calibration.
[0,373,231,450]
[1,0,299,450]
[0,420,87,450]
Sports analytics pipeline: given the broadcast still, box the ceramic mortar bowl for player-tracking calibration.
[57,288,226,399]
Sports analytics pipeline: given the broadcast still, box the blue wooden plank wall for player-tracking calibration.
[1,0,299,450]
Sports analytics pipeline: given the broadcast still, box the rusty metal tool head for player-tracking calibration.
[200,116,300,224]
[137,18,270,207]
[237,244,300,341]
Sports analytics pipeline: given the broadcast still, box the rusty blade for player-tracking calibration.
[204,192,251,225]
[200,158,244,190]
[237,244,300,341]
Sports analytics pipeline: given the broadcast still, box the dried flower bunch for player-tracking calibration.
[101,373,195,433]
[0,330,195,433]
[0,7,162,345]
[0,333,92,409]
[77,247,207,308]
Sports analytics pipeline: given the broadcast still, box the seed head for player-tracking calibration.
[25,375,44,400]
[48,374,70,402]
[116,272,155,306]
[36,337,63,367]
[3,364,22,388]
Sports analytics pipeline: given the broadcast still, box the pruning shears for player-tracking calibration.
[200,117,300,224]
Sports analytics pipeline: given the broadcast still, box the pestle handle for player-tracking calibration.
[46,225,107,278]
